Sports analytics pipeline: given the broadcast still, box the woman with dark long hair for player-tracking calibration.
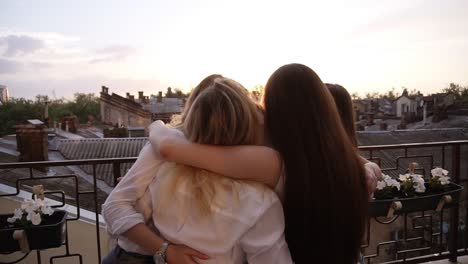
[327,83,381,194]
[148,63,369,263]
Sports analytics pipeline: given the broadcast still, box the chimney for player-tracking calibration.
[129,95,135,101]
[158,91,163,103]
[126,92,130,98]
[138,91,144,100]
[167,87,172,97]
[102,86,109,94]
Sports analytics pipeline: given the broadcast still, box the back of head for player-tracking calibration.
[183,77,262,145]
[175,74,223,125]
[326,83,358,147]
[160,77,263,217]
[263,63,368,263]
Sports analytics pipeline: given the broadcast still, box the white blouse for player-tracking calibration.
[102,143,292,264]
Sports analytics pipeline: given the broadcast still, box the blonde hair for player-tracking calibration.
[157,77,263,217]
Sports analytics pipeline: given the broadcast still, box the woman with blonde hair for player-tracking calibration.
[102,76,291,264]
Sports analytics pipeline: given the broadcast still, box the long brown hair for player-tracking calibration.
[326,83,358,147]
[263,64,368,263]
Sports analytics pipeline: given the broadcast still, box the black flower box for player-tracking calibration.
[0,210,67,253]
[370,183,463,217]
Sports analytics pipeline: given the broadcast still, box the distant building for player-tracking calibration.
[100,86,187,130]
[100,86,152,128]
[432,93,456,107]
[144,90,185,123]
[0,85,9,105]
[394,90,418,118]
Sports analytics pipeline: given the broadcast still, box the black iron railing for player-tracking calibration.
[0,158,136,264]
[359,140,468,263]
[0,140,467,263]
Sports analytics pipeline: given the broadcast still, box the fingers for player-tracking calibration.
[187,257,201,264]
[185,248,209,260]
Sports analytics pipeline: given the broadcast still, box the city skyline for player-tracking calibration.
[1,0,468,99]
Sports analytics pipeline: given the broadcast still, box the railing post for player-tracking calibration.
[113,162,121,186]
[449,144,460,262]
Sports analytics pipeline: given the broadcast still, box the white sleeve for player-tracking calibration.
[148,120,187,155]
[240,198,293,264]
[102,142,164,235]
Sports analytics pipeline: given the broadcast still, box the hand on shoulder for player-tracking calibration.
[364,161,382,196]
[148,121,187,159]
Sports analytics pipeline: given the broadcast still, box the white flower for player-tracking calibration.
[376,174,400,190]
[21,199,34,210]
[412,174,425,184]
[399,174,410,182]
[41,205,54,215]
[431,168,449,177]
[30,212,42,225]
[439,176,450,185]
[415,182,426,193]
[7,208,23,223]
[35,198,45,207]
[376,181,386,190]
[13,208,23,218]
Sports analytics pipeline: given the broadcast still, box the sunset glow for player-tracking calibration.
[1,0,467,99]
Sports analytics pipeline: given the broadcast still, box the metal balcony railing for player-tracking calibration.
[0,140,466,263]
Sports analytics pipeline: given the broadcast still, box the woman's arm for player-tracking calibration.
[359,156,383,195]
[124,224,208,263]
[148,121,282,189]
[102,143,164,237]
[102,143,208,262]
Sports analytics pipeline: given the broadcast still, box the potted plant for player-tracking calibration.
[0,185,67,253]
[370,163,463,217]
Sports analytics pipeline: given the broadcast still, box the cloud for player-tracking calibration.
[3,75,168,100]
[0,58,23,74]
[0,35,45,57]
[352,0,468,42]
[89,45,136,64]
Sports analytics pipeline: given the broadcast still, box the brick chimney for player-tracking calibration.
[158,91,163,103]
[102,86,109,94]
[126,92,130,98]
[129,95,135,101]
[15,122,48,163]
[138,91,144,100]
[167,87,173,97]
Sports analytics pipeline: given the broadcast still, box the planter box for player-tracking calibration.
[370,183,463,217]
[0,210,67,253]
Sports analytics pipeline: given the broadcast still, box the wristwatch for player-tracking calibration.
[153,241,170,264]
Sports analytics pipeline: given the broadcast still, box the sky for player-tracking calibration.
[0,0,467,99]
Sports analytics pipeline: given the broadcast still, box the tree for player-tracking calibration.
[365,92,380,99]
[67,93,100,123]
[351,92,360,100]
[443,83,468,105]
[0,98,41,136]
[383,87,397,100]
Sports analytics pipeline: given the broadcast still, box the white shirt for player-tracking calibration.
[102,143,292,264]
